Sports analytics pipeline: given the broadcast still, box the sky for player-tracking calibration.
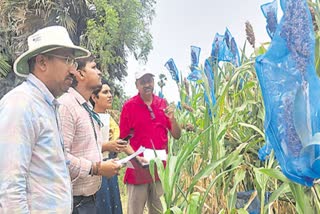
[122,0,275,102]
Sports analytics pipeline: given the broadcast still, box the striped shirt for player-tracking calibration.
[58,88,102,196]
[0,74,72,213]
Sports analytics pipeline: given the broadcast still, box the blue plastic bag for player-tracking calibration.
[164,58,180,83]
[210,29,241,67]
[261,0,278,39]
[188,46,202,81]
[191,45,201,67]
[204,59,216,106]
[224,29,241,67]
[255,0,320,186]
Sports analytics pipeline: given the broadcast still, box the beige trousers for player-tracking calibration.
[127,181,163,214]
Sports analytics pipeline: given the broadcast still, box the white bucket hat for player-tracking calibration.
[13,25,91,77]
[134,67,155,80]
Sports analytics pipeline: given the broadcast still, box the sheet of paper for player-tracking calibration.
[115,146,145,165]
[126,161,134,169]
[143,149,167,162]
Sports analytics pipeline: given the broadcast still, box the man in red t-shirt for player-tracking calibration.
[120,67,181,214]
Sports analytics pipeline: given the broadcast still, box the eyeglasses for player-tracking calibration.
[147,105,155,120]
[45,54,78,69]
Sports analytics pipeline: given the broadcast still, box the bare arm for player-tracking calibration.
[169,117,181,139]
[164,104,181,139]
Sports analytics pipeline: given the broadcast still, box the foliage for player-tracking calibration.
[0,0,155,98]
[83,0,155,81]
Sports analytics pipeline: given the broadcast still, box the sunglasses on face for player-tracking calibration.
[45,53,78,69]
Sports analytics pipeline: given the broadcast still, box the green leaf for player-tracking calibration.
[258,168,290,183]
[227,169,246,210]
[187,157,227,193]
[186,192,201,214]
[265,183,290,206]
[238,122,264,137]
[169,206,183,214]
[237,208,250,214]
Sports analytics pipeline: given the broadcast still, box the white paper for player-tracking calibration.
[115,146,146,165]
[126,161,135,169]
[143,149,167,162]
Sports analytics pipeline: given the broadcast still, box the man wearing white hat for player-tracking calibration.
[0,25,90,213]
[119,67,181,214]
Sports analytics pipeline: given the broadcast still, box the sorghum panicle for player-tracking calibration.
[245,21,255,49]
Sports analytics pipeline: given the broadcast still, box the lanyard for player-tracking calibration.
[75,99,103,141]
[74,98,102,161]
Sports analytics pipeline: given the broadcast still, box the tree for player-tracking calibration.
[0,0,156,98]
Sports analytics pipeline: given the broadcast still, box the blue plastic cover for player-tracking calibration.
[211,32,233,64]
[176,101,182,110]
[187,69,202,82]
[164,58,180,83]
[191,46,201,67]
[224,29,241,67]
[258,136,273,161]
[261,0,278,39]
[204,59,216,106]
[255,0,320,186]
[211,33,225,62]
[188,46,202,81]
[210,29,241,67]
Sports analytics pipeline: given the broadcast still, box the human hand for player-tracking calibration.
[98,159,122,178]
[164,101,176,121]
[135,156,149,165]
[109,140,128,153]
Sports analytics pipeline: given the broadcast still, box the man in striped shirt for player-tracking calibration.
[58,56,122,213]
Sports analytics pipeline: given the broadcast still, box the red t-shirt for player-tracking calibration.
[119,94,172,184]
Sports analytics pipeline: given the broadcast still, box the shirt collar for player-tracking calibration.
[135,93,156,106]
[68,87,92,107]
[26,73,56,106]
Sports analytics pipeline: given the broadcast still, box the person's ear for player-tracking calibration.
[91,94,98,104]
[35,55,47,71]
[74,69,85,80]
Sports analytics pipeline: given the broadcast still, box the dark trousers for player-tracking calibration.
[72,195,97,214]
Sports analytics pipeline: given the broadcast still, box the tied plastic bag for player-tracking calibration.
[261,0,278,39]
[255,0,320,186]
[164,58,180,83]
[187,46,202,81]
[191,45,201,67]
[210,28,241,67]
[204,59,216,107]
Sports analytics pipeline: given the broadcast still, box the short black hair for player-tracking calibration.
[89,77,109,107]
[76,55,96,70]
[28,57,36,73]
[71,55,96,88]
